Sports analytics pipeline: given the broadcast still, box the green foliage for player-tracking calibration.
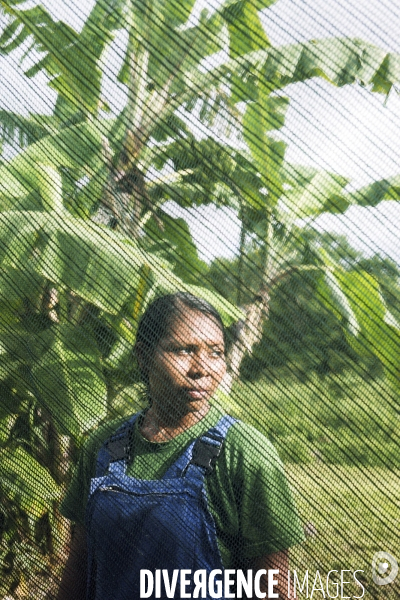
[222,0,272,59]
[222,38,400,101]
[282,170,350,221]
[0,447,60,518]
[0,210,240,429]
[32,325,108,436]
[0,212,141,313]
[209,229,400,390]
[315,247,400,393]
[0,0,125,114]
[144,212,209,284]
[230,374,399,468]
[0,120,104,214]
[337,271,400,391]
[358,254,400,323]
[243,92,289,205]
[0,392,68,596]
[0,110,54,148]
[240,269,360,380]
[151,137,237,207]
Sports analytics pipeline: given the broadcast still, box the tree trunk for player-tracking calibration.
[91,204,115,227]
[224,289,270,392]
[237,204,246,306]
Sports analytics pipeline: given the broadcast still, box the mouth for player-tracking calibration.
[184,388,210,400]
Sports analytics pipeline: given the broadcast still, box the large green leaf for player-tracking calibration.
[0,211,145,314]
[0,447,60,517]
[222,0,271,59]
[32,324,107,435]
[341,176,400,207]
[277,166,400,229]
[0,110,56,147]
[0,121,103,210]
[104,268,157,370]
[0,1,125,113]
[0,323,55,367]
[243,93,288,205]
[280,170,350,223]
[0,209,243,330]
[145,213,209,284]
[262,38,400,92]
[0,168,28,201]
[319,267,400,391]
[34,165,64,212]
[212,38,400,103]
[219,0,276,103]
[158,0,198,28]
[317,269,360,336]
[244,96,289,145]
[337,271,391,345]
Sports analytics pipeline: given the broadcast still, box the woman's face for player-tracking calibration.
[147,309,226,415]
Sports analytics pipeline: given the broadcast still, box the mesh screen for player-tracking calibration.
[0,0,399,598]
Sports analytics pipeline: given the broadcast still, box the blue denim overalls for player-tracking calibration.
[85,413,237,600]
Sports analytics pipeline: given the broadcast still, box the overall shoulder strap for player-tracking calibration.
[163,415,237,480]
[202,414,237,441]
[190,415,237,473]
[95,413,140,477]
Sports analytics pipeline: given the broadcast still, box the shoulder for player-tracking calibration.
[226,419,281,459]
[223,418,284,475]
[81,412,141,462]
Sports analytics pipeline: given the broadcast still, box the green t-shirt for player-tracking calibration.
[60,406,305,567]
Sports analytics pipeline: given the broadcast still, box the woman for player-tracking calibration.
[57,293,304,599]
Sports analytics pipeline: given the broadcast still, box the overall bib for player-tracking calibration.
[85,413,237,600]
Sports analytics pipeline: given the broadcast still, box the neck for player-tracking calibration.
[141,401,211,442]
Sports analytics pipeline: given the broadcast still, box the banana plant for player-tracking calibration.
[316,248,400,398]
[222,146,400,390]
[0,192,241,597]
[0,0,277,233]
[218,30,400,385]
[0,0,399,429]
[0,0,400,594]
[0,0,253,585]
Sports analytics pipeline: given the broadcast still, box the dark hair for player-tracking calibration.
[135,292,226,386]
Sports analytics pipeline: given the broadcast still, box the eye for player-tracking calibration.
[210,349,224,358]
[172,346,193,356]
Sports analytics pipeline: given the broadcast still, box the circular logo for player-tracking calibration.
[372,552,398,586]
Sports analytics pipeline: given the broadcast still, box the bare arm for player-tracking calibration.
[249,550,291,599]
[56,524,88,600]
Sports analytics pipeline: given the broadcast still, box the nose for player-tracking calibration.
[188,351,210,378]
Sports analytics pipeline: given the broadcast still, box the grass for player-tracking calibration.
[287,464,400,599]
[224,373,400,468]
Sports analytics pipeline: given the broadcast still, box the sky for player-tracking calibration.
[0,0,400,263]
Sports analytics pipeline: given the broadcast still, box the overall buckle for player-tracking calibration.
[191,438,222,473]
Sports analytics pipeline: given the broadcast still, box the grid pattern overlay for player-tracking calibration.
[0,0,399,598]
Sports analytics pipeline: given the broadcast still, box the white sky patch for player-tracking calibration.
[38,0,95,32]
[263,0,400,52]
[282,81,400,188]
[312,201,400,259]
[0,0,399,263]
[164,202,242,263]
